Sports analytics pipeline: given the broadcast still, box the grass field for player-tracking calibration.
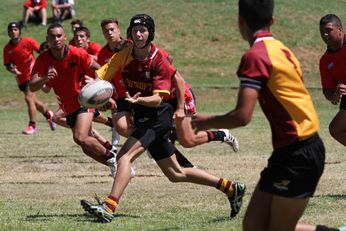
[0,0,346,230]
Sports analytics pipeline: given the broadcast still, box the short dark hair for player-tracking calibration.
[100,18,119,29]
[74,26,90,38]
[47,23,64,34]
[71,19,83,26]
[320,14,343,28]
[238,0,274,30]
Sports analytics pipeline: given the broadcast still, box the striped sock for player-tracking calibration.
[216,178,234,198]
[104,195,119,213]
[207,131,225,142]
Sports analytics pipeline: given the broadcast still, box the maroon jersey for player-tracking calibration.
[32,45,92,115]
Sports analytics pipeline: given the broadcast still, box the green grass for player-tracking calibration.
[0,0,346,230]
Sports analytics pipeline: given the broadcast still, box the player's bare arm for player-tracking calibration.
[172,71,185,120]
[30,67,57,92]
[191,86,258,132]
[125,92,163,108]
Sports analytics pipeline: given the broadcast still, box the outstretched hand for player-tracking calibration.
[125,91,141,104]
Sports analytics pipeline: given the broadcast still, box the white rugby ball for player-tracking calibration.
[79,80,113,108]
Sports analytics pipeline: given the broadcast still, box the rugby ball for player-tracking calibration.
[79,80,113,108]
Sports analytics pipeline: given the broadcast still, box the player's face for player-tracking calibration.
[320,22,344,47]
[131,25,149,48]
[46,27,66,50]
[8,28,20,40]
[74,31,89,50]
[102,23,121,43]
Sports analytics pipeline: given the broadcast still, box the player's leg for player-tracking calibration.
[32,93,56,130]
[53,108,69,128]
[329,109,346,146]
[155,148,245,218]
[22,84,37,134]
[69,109,115,167]
[112,111,133,137]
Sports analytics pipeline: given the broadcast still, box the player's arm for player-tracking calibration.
[323,88,341,105]
[125,92,165,108]
[30,67,57,92]
[89,59,100,71]
[172,71,185,119]
[191,86,258,131]
[4,63,21,75]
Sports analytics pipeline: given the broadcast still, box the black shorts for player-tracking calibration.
[131,103,175,161]
[258,134,325,198]
[116,97,132,113]
[18,81,30,92]
[66,107,96,128]
[339,95,346,110]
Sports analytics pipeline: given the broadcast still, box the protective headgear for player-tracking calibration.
[128,14,155,48]
[7,22,21,32]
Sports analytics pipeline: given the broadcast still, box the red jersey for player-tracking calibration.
[87,42,101,57]
[32,45,92,115]
[237,32,319,149]
[3,37,40,85]
[69,39,75,46]
[319,40,346,90]
[23,0,47,9]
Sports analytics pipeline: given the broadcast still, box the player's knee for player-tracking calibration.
[73,134,87,146]
[164,170,185,183]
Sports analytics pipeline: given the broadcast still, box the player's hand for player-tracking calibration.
[191,114,212,132]
[10,66,22,75]
[47,66,58,80]
[173,108,185,120]
[125,91,141,104]
[84,75,95,84]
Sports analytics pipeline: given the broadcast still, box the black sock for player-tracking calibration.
[207,131,225,142]
[316,225,338,231]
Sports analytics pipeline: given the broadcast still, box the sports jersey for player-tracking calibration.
[319,37,346,90]
[87,42,102,57]
[237,32,319,149]
[97,40,132,99]
[32,45,92,115]
[97,43,172,117]
[3,37,40,85]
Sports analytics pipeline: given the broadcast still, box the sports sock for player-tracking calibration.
[216,178,234,197]
[104,195,119,213]
[43,111,51,119]
[105,149,115,159]
[105,117,113,127]
[207,131,225,142]
[316,225,338,231]
[102,141,113,150]
[29,121,36,128]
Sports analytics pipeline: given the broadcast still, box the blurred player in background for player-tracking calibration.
[3,22,55,134]
[319,14,346,147]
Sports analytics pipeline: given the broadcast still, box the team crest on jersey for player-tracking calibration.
[327,62,334,70]
[145,71,151,79]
